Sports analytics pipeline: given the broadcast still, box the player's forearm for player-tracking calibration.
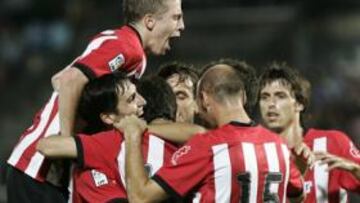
[351,162,360,180]
[124,129,165,203]
[36,136,77,158]
[148,123,206,144]
[58,67,88,136]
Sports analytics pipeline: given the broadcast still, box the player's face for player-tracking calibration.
[116,81,146,120]
[166,73,196,123]
[151,0,184,55]
[259,80,299,132]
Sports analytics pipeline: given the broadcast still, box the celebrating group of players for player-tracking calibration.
[5,0,360,202]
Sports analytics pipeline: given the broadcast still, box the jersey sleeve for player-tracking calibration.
[152,135,211,199]
[74,132,121,169]
[73,34,143,79]
[287,158,304,198]
[333,131,360,192]
[336,131,360,163]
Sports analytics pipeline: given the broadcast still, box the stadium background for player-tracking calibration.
[0,0,359,201]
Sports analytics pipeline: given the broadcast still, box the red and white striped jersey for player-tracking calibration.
[153,121,304,203]
[303,128,360,203]
[69,129,178,203]
[7,25,146,182]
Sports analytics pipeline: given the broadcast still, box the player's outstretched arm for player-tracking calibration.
[148,122,206,144]
[316,152,360,180]
[36,136,77,159]
[114,115,168,203]
[56,67,89,137]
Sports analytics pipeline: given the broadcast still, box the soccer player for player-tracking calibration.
[115,59,305,203]
[37,74,183,202]
[6,0,185,201]
[258,62,360,203]
[158,61,199,123]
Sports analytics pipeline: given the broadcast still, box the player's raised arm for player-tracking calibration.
[56,67,89,137]
[148,122,206,144]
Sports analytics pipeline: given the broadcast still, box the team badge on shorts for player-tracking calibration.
[108,54,125,72]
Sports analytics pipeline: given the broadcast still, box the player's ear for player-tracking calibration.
[201,92,212,112]
[144,14,156,30]
[295,102,304,112]
[100,113,118,125]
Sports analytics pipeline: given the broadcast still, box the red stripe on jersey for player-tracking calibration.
[7,92,59,181]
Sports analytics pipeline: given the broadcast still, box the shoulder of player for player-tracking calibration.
[304,128,350,142]
[78,129,123,141]
[92,27,144,60]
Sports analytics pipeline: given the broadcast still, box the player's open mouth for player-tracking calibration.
[266,112,279,120]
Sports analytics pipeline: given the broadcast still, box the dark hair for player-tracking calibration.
[200,58,258,113]
[123,0,170,24]
[78,72,129,133]
[157,61,199,96]
[137,76,177,122]
[259,62,311,111]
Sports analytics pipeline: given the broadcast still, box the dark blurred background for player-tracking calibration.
[1,0,360,202]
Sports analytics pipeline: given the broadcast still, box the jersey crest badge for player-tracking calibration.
[108,54,125,72]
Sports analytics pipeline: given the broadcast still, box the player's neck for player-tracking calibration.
[280,116,303,148]
[215,106,251,127]
[128,22,146,48]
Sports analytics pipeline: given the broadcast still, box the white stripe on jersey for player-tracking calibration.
[242,143,259,203]
[118,142,126,188]
[8,92,58,168]
[313,137,329,203]
[25,113,60,177]
[146,135,165,176]
[212,144,232,203]
[192,192,201,203]
[264,143,280,194]
[80,36,117,58]
[281,144,290,203]
[339,188,348,203]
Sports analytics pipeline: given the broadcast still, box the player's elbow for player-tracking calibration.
[58,67,88,89]
[128,194,154,203]
[36,138,54,157]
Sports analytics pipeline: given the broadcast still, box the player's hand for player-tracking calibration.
[315,152,360,172]
[113,115,147,138]
[292,142,315,174]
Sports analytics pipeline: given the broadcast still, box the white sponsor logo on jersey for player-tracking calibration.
[108,54,125,72]
[171,145,191,165]
[304,181,313,194]
[91,169,109,187]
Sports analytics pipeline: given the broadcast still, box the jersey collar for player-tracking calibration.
[229,120,257,127]
[127,24,144,48]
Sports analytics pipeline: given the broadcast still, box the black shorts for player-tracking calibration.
[6,165,67,203]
